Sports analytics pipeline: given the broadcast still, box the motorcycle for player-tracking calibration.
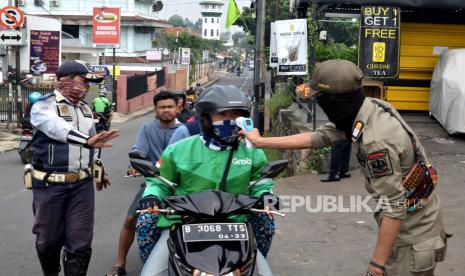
[236,69,241,77]
[129,151,287,276]
[18,118,33,164]
[93,103,115,133]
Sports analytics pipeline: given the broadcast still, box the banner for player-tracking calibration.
[269,22,278,68]
[92,7,121,48]
[146,50,162,61]
[29,30,60,75]
[359,6,400,78]
[276,19,308,75]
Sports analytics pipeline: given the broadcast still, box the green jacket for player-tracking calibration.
[143,135,275,228]
[92,96,111,113]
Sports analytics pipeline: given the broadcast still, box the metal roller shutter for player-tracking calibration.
[385,23,465,110]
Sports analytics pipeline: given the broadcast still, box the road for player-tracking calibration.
[0,69,255,276]
[2,68,464,276]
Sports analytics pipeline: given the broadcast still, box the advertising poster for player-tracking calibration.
[359,6,400,78]
[181,48,191,65]
[269,22,278,68]
[29,30,60,75]
[276,19,308,76]
[92,7,121,48]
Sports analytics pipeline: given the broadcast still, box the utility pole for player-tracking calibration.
[253,0,265,133]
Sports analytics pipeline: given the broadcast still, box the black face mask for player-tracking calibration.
[316,89,365,139]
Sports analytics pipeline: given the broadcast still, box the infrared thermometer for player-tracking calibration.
[236,117,254,148]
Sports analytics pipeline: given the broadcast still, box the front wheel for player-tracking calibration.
[19,145,33,164]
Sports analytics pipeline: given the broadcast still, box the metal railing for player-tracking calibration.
[0,85,54,127]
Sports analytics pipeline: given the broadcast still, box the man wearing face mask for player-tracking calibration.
[30,60,120,276]
[137,85,277,276]
[240,60,447,276]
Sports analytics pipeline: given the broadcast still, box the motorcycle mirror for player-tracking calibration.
[128,151,160,177]
[260,160,288,179]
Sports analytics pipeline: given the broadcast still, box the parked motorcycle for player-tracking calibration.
[18,118,33,164]
[129,151,287,276]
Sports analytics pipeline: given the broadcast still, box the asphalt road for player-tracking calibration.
[0,69,255,276]
[3,69,463,276]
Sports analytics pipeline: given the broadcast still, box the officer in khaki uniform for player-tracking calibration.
[241,59,447,276]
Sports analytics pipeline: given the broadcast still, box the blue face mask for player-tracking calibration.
[212,120,239,142]
[201,120,240,151]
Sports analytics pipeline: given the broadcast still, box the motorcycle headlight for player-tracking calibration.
[192,269,241,276]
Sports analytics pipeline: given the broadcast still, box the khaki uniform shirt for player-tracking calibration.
[311,98,443,246]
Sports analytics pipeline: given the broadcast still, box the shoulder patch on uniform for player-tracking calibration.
[80,106,93,118]
[366,149,393,178]
[56,104,72,121]
[352,121,364,141]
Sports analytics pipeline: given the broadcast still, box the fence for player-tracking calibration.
[0,84,54,127]
[126,69,165,100]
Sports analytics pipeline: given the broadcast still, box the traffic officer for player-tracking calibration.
[240,59,447,276]
[29,60,120,276]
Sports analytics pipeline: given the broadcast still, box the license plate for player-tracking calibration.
[19,135,32,141]
[182,223,248,242]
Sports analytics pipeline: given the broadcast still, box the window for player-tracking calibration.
[217,18,219,23]
[211,29,214,36]
[204,29,207,36]
[205,17,207,23]
[211,18,214,23]
[217,30,219,36]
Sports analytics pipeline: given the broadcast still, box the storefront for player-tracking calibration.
[291,0,465,111]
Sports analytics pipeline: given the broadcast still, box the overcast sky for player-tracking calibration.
[159,0,251,35]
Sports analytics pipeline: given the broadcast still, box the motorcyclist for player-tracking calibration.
[175,92,195,123]
[92,91,113,131]
[138,85,277,276]
[24,92,42,119]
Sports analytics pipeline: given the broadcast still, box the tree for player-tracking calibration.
[168,15,184,27]
[233,0,291,38]
[193,18,203,34]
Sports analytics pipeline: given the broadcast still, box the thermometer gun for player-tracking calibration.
[236,117,254,148]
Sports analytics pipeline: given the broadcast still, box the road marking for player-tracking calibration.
[1,189,27,201]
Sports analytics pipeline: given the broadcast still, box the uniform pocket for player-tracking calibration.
[48,144,54,165]
[410,236,445,272]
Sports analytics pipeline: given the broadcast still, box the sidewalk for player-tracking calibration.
[0,129,19,154]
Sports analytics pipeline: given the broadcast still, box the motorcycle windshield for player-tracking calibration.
[164,190,259,217]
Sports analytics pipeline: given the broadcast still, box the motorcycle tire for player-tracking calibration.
[20,146,33,164]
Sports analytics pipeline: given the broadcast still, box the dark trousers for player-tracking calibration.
[329,140,352,177]
[32,177,95,271]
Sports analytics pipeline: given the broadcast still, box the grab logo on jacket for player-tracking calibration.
[232,158,252,165]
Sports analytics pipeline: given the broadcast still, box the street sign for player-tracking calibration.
[92,7,121,48]
[0,29,25,46]
[0,6,24,29]
[181,48,190,65]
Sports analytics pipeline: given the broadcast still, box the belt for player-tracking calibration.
[32,169,90,183]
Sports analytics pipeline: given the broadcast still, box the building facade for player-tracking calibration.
[20,0,172,65]
[200,0,225,40]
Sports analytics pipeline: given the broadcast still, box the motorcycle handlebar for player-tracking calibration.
[136,208,285,217]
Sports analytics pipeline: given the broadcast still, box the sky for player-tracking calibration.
[159,0,251,35]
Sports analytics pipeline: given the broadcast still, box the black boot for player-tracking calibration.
[36,246,61,276]
[62,251,91,276]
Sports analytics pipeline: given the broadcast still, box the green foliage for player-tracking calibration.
[315,42,358,64]
[266,84,293,120]
[168,15,184,27]
[319,20,359,47]
[233,0,291,36]
[305,147,332,173]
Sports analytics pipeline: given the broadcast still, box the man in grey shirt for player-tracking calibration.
[107,91,181,276]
